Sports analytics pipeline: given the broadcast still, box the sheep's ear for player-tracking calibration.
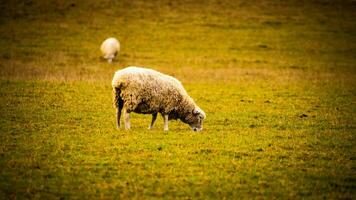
[194,108,206,119]
[193,108,200,115]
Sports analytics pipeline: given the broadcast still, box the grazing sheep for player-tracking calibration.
[100,37,120,63]
[112,66,206,131]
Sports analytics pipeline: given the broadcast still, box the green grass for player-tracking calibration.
[0,0,355,199]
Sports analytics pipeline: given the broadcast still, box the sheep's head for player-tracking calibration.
[184,107,206,132]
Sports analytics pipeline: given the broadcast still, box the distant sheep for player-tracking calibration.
[100,37,120,63]
[112,66,206,131]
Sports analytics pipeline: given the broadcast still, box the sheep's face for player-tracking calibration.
[186,108,206,132]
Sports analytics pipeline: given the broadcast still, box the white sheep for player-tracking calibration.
[112,66,206,131]
[100,37,120,63]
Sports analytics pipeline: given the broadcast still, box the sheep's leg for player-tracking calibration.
[163,114,169,131]
[117,107,122,129]
[116,99,124,129]
[148,113,158,130]
[114,88,124,129]
[107,54,115,63]
[123,109,131,130]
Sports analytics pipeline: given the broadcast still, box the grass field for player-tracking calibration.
[0,0,355,199]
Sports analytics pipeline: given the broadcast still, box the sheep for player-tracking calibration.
[112,66,206,131]
[100,37,120,63]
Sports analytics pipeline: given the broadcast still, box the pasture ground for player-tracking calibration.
[0,0,355,198]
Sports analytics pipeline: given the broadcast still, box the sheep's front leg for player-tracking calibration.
[148,113,157,130]
[163,114,169,131]
[123,109,131,130]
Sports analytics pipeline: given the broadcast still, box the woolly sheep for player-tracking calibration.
[100,37,120,63]
[112,66,206,131]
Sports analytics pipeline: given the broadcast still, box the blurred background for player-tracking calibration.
[0,0,355,82]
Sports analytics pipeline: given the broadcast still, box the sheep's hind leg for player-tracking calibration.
[116,108,121,129]
[115,90,124,129]
[163,114,169,131]
[123,109,131,130]
[148,113,158,130]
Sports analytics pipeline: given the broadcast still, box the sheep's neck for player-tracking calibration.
[176,97,195,123]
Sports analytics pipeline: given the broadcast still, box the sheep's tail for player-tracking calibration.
[113,87,124,109]
[112,72,125,129]
[112,73,124,109]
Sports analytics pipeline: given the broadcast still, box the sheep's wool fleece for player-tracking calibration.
[100,38,120,59]
[112,66,197,116]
